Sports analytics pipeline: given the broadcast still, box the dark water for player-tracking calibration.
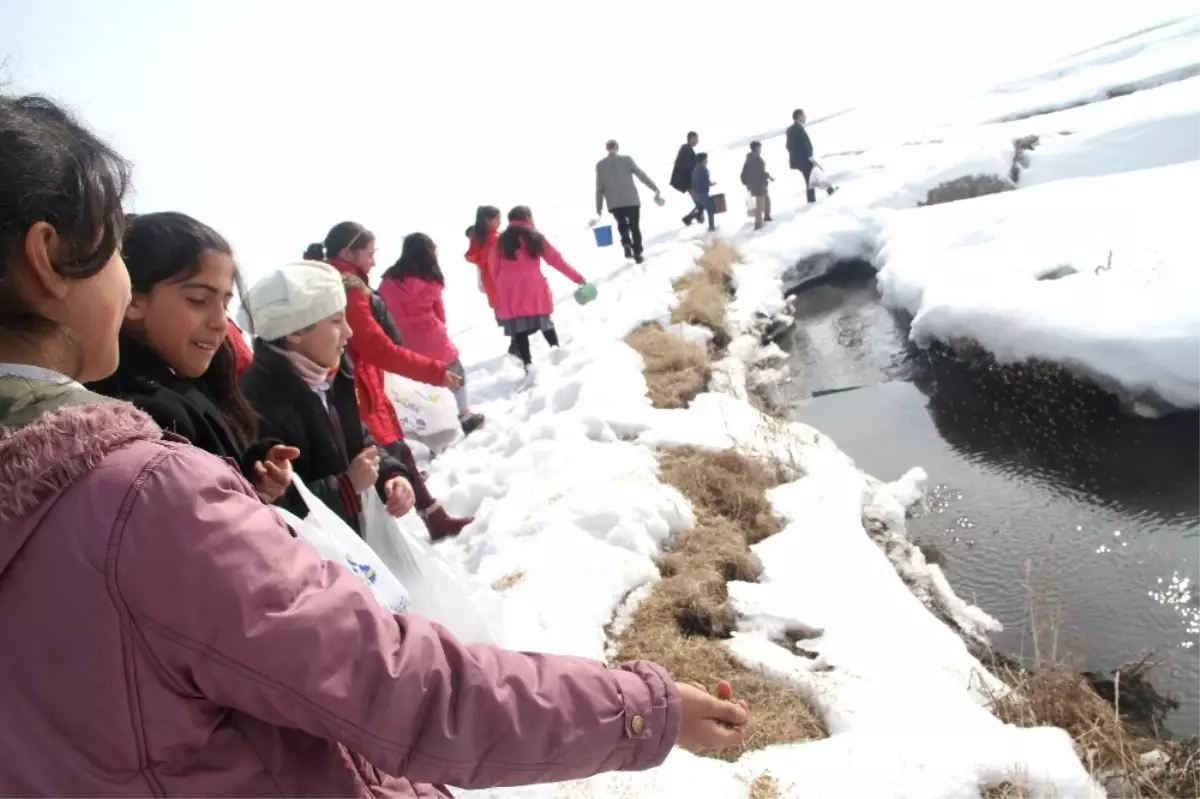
[771,270,1200,737]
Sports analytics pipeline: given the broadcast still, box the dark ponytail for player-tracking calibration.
[498,205,545,260]
[303,243,325,261]
[469,205,501,247]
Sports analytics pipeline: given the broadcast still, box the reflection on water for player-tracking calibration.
[778,269,1200,737]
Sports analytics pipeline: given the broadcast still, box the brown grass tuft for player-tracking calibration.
[748,772,782,799]
[612,444,827,761]
[919,174,1014,207]
[624,323,711,409]
[491,571,525,592]
[671,274,729,334]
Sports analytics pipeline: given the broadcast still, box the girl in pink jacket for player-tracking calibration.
[489,205,587,371]
[379,233,484,436]
[0,94,748,797]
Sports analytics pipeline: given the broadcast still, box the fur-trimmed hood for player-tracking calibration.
[0,376,161,540]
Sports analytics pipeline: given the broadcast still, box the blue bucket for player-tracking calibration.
[593,224,613,247]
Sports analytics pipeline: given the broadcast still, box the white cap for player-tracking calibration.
[239,261,347,342]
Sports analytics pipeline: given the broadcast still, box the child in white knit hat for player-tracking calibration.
[238,261,416,534]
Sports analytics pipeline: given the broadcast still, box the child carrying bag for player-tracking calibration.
[277,477,411,615]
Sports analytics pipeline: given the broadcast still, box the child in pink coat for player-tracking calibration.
[489,205,587,370]
[379,233,485,436]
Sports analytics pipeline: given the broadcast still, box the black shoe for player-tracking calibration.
[634,254,645,264]
[764,216,773,222]
[682,215,694,227]
[827,186,839,196]
[623,248,634,259]
[460,412,485,436]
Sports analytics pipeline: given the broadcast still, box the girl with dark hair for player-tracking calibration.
[464,204,501,310]
[0,91,751,798]
[312,221,473,539]
[490,205,588,371]
[88,211,297,504]
[380,233,484,436]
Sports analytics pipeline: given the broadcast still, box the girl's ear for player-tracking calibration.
[123,292,149,323]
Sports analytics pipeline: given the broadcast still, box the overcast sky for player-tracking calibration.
[1,0,1193,278]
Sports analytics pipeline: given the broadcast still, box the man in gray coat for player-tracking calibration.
[740,140,774,230]
[595,139,661,263]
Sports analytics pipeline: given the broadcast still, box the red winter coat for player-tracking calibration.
[225,318,253,379]
[488,221,585,322]
[465,229,499,310]
[377,276,460,364]
[327,258,448,446]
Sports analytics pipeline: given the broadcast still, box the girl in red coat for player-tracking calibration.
[464,205,501,311]
[309,222,472,540]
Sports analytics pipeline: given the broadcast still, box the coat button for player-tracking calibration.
[630,715,645,735]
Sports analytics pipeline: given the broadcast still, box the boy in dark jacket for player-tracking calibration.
[239,261,423,537]
[786,108,817,204]
[740,141,774,230]
[671,131,707,227]
[690,153,717,232]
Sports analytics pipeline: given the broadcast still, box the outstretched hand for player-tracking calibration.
[253,444,299,503]
[675,680,749,753]
[442,370,463,389]
[383,476,415,517]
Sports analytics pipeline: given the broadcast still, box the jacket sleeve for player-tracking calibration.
[255,412,361,521]
[629,159,659,194]
[344,285,447,387]
[432,292,447,324]
[541,240,586,285]
[595,165,605,216]
[740,158,750,187]
[364,423,411,500]
[117,446,681,787]
[796,127,814,160]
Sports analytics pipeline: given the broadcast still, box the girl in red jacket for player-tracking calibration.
[379,233,485,436]
[309,222,472,540]
[464,204,501,311]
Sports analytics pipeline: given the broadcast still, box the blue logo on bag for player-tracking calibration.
[345,556,378,585]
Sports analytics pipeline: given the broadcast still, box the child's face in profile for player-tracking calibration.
[288,311,351,369]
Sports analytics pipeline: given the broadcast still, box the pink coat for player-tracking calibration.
[0,380,681,797]
[378,276,460,364]
[488,221,585,321]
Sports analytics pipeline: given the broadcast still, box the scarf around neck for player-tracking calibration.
[269,344,337,391]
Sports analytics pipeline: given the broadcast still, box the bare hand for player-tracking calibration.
[441,370,463,389]
[675,680,748,753]
[348,446,381,493]
[253,444,299,503]
[383,476,416,516]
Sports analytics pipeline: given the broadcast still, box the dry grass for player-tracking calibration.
[918,174,1014,206]
[625,323,711,409]
[670,239,743,342]
[1009,134,1040,183]
[748,772,782,799]
[491,571,525,592]
[612,446,827,761]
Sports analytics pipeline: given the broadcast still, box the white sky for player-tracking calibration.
[1,0,1194,279]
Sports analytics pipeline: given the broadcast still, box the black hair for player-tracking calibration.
[687,131,698,140]
[498,205,545,260]
[307,221,373,262]
[0,93,131,376]
[605,139,618,151]
[792,108,805,121]
[383,232,444,285]
[122,211,258,445]
[696,152,709,164]
[468,205,501,246]
[750,140,762,150]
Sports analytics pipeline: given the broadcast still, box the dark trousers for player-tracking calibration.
[383,439,436,511]
[510,327,560,366]
[684,199,707,225]
[690,192,716,230]
[797,162,818,204]
[611,206,643,257]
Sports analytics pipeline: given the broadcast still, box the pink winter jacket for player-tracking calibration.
[488,221,585,321]
[377,276,460,364]
[0,379,681,797]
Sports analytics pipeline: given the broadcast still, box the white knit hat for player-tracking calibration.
[239,261,347,342]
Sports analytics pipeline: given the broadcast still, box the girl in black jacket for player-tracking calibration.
[88,212,296,504]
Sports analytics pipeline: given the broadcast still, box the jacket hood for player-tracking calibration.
[380,275,440,301]
[0,377,161,574]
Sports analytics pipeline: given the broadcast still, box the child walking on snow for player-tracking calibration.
[489,205,587,371]
[464,205,501,311]
[380,233,485,436]
[690,153,717,232]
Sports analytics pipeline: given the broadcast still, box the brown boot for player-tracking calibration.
[421,503,473,541]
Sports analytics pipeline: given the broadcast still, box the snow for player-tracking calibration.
[365,14,1200,799]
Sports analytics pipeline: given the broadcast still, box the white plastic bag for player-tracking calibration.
[279,476,411,615]
[476,268,485,293]
[745,193,757,217]
[384,372,460,439]
[808,164,830,190]
[361,493,496,645]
